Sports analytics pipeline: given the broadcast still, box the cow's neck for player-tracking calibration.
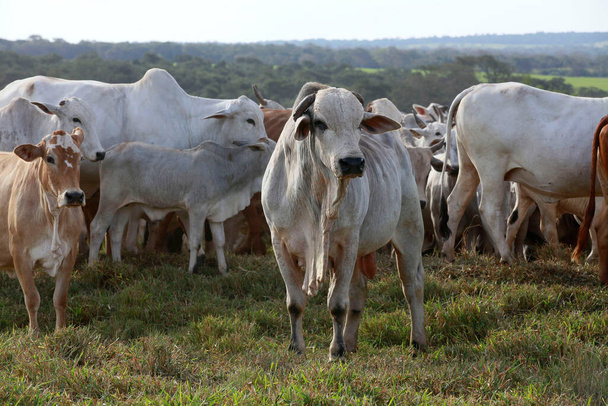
[34,161,65,269]
[294,137,351,296]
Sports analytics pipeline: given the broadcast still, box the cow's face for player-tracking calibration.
[294,88,401,180]
[14,128,86,208]
[408,122,446,148]
[203,96,268,147]
[31,97,106,162]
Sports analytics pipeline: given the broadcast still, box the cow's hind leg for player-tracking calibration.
[478,177,513,264]
[595,206,608,284]
[505,184,537,254]
[271,232,306,354]
[442,145,481,262]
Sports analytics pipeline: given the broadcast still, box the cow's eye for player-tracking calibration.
[72,117,81,124]
[247,118,255,126]
[314,120,327,131]
[46,156,55,164]
[435,132,442,136]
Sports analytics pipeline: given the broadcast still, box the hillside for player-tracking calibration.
[266,32,608,52]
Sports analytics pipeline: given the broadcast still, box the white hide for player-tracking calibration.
[0,97,103,162]
[88,138,275,274]
[441,82,608,263]
[0,69,267,187]
[262,84,426,360]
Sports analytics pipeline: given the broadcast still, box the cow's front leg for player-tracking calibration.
[208,221,228,275]
[271,232,306,354]
[343,258,367,353]
[13,251,40,335]
[328,245,357,361]
[54,247,77,330]
[184,211,206,274]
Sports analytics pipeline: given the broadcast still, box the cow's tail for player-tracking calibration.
[572,115,608,262]
[439,84,483,239]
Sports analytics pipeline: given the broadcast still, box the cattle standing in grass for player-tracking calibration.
[0,128,85,333]
[89,138,275,275]
[262,83,426,360]
[573,115,608,282]
[507,183,602,261]
[440,83,608,264]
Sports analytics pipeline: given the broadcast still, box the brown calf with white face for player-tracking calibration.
[573,115,608,283]
[0,128,85,333]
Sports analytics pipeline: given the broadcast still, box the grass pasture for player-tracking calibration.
[528,74,608,92]
[0,247,607,404]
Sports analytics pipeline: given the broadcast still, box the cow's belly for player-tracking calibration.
[505,167,593,200]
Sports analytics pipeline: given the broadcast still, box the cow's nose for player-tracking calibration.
[96,151,106,161]
[65,190,85,206]
[420,200,426,210]
[339,157,365,176]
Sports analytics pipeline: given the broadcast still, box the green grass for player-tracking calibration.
[528,74,608,92]
[0,247,607,404]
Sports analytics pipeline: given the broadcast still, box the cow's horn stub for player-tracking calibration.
[413,109,427,129]
[293,93,316,121]
[351,91,364,107]
[252,84,267,106]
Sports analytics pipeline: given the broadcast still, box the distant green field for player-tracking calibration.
[529,74,608,92]
[358,68,608,93]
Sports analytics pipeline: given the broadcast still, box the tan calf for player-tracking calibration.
[0,128,85,333]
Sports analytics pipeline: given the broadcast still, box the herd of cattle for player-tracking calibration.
[1,68,608,360]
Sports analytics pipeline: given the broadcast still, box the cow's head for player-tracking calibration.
[292,87,400,180]
[202,95,267,147]
[31,97,105,162]
[408,121,447,149]
[14,128,86,208]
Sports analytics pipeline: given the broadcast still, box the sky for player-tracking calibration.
[0,0,606,44]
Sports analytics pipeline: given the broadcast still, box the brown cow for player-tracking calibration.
[573,115,608,283]
[0,128,85,333]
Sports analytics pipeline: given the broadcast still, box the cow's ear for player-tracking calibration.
[14,143,44,162]
[203,112,229,120]
[71,127,85,146]
[412,104,427,116]
[31,101,58,116]
[294,115,310,141]
[361,112,401,135]
[203,105,235,120]
[409,129,423,139]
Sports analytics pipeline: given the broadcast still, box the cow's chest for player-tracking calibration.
[28,234,74,277]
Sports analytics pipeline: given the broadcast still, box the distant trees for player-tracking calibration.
[0,43,605,113]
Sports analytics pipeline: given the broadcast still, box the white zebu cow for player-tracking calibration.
[0,128,85,333]
[441,82,608,264]
[262,83,426,361]
[365,97,444,148]
[0,97,105,163]
[413,102,448,123]
[0,68,267,190]
[89,138,275,274]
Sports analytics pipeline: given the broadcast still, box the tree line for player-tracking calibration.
[0,48,606,113]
